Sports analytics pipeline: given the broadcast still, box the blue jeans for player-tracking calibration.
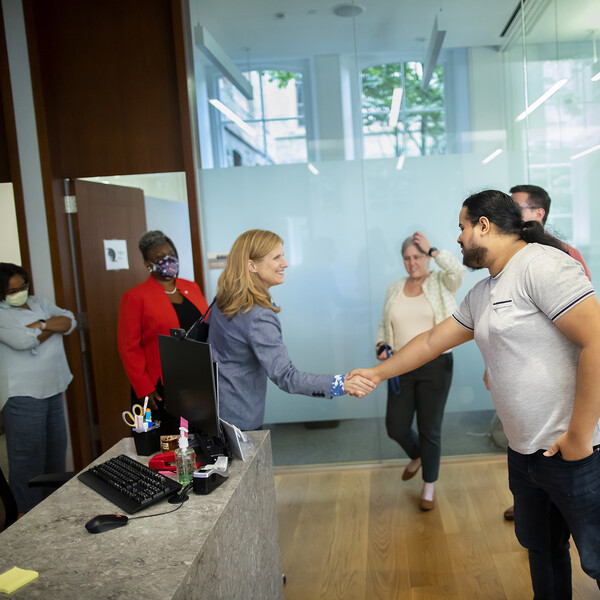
[508,445,600,599]
[3,393,67,513]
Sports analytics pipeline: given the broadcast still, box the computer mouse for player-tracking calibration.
[85,514,129,534]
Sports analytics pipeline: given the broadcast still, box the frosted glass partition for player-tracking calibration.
[199,152,511,425]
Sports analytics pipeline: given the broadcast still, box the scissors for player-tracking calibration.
[122,404,144,428]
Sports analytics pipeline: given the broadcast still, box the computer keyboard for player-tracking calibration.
[78,454,182,514]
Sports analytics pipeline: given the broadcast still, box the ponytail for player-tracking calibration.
[463,190,568,254]
[520,221,568,254]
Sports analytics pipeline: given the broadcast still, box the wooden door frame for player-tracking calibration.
[171,0,206,289]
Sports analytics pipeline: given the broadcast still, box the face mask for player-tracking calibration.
[5,289,29,307]
[152,255,179,278]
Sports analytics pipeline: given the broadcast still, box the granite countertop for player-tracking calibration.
[0,431,268,599]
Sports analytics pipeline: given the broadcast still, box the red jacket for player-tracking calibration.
[117,276,208,398]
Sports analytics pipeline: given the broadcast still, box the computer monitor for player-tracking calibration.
[158,335,221,440]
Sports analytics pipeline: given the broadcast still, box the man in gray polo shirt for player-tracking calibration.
[350,189,600,597]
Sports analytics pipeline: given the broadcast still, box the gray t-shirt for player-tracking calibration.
[452,243,598,454]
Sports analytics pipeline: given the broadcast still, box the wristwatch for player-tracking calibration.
[428,247,438,256]
[39,319,46,330]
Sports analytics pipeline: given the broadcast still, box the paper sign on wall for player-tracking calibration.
[104,239,129,271]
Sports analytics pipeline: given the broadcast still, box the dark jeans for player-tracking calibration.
[508,445,600,599]
[385,353,453,483]
[3,393,67,513]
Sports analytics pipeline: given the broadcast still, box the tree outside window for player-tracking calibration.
[361,61,446,159]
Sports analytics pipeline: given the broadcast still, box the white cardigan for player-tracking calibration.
[376,249,465,348]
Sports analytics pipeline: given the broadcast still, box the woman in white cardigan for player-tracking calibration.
[376,231,465,511]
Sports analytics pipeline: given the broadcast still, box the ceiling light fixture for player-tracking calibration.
[196,26,253,100]
[481,149,503,165]
[333,4,364,18]
[307,163,319,175]
[395,156,405,170]
[570,144,600,161]
[208,99,255,137]
[422,12,446,92]
[515,79,568,121]
[388,87,403,128]
[591,34,600,81]
[589,29,600,81]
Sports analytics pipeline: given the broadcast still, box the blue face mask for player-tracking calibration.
[152,255,179,278]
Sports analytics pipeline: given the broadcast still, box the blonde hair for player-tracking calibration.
[217,229,283,318]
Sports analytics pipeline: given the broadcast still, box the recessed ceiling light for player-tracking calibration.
[333,4,365,18]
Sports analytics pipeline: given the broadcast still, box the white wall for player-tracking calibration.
[0,184,21,264]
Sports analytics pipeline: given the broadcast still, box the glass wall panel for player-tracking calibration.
[507,0,599,278]
[190,0,565,466]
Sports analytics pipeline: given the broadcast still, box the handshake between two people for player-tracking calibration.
[344,341,393,397]
[343,367,383,398]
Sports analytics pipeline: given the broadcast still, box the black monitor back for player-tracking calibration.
[158,335,221,440]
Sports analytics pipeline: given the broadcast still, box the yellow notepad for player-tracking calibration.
[0,567,39,594]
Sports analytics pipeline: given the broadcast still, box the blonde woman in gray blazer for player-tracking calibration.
[375,232,465,511]
[208,229,376,431]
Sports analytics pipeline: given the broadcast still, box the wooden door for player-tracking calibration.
[73,179,148,451]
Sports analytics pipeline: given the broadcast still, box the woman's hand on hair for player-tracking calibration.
[412,231,431,255]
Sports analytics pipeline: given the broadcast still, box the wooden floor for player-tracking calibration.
[274,456,599,599]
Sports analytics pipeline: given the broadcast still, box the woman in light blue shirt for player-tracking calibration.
[208,229,374,431]
[0,263,77,514]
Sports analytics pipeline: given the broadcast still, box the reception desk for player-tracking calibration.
[0,431,284,599]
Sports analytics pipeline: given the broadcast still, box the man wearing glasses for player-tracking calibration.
[511,184,591,280]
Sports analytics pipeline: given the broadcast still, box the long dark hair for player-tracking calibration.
[0,263,30,302]
[462,190,567,254]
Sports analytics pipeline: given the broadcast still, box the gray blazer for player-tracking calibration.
[208,303,333,431]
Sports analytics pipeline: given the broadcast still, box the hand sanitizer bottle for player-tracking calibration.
[175,426,196,485]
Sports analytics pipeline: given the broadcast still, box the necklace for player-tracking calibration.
[164,287,178,295]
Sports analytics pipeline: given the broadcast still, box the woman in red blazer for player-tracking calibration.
[118,231,208,432]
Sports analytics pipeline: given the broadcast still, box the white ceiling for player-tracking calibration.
[193,0,520,63]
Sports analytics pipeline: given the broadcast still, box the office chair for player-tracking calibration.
[0,467,75,532]
[28,472,75,489]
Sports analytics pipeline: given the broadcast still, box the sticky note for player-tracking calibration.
[0,566,39,594]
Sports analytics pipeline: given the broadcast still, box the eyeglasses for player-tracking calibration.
[6,283,29,295]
